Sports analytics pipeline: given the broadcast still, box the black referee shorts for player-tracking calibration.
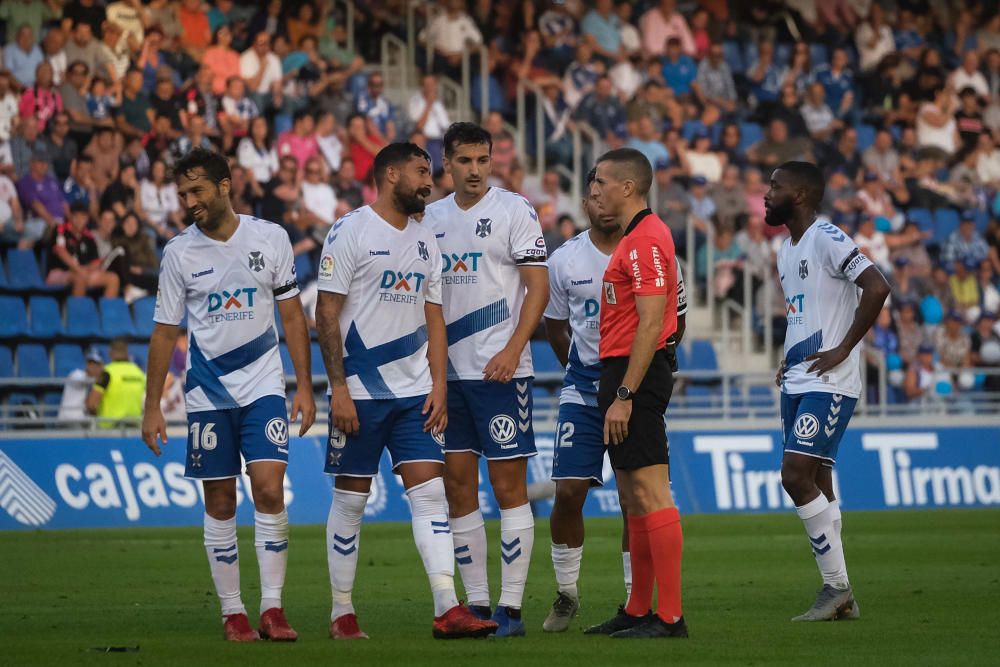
[597,348,674,471]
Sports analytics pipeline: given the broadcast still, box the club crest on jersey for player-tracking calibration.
[489,415,517,447]
[417,240,429,261]
[799,259,809,279]
[265,418,288,446]
[249,251,265,272]
[476,218,492,238]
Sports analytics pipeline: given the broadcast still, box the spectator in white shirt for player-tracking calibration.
[59,348,105,421]
[407,74,451,169]
[240,31,283,98]
[139,159,182,238]
[316,111,344,174]
[0,172,26,246]
[299,156,337,230]
[421,0,483,76]
[976,134,1000,188]
[800,82,841,142]
[237,116,279,200]
[854,3,895,72]
[948,51,990,100]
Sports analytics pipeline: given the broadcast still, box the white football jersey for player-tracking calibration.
[423,187,547,380]
[778,220,874,398]
[154,215,299,413]
[546,230,688,407]
[317,206,443,400]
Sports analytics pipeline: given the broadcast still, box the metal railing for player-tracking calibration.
[461,44,490,121]
[380,33,410,105]
[335,0,356,54]
[516,78,546,173]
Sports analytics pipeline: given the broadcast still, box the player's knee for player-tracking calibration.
[251,484,285,513]
[780,462,812,502]
[491,474,528,509]
[443,473,477,512]
[553,482,588,512]
[204,493,237,520]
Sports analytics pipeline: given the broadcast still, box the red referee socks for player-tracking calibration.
[623,508,684,623]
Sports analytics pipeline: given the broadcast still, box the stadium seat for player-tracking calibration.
[773,42,792,67]
[294,253,316,284]
[5,250,47,291]
[809,43,829,68]
[933,209,960,247]
[738,122,763,154]
[0,296,28,338]
[722,40,745,74]
[132,297,157,338]
[310,341,325,378]
[856,124,877,153]
[129,343,149,370]
[28,296,63,339]
[53,344,84,377]
[682,120,706,142]
[0,345,12,377]
[274,304,285,340]
[279,343,294,376]
[0,254,7,289]
[65,297,102,339]
[972,209,990,234]
[530,340,563,374]
[688,340,719,371]
[16,344,51,377]
[906,207,933,233]
[100,297,137,339]
[675,343,688,370]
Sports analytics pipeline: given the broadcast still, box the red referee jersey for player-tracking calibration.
[599,208,678,359]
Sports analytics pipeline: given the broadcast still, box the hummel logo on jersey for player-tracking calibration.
[370,249,391,256]
[476,218,492,238]
[799,259,809,279]
[248,251,265,272]
[571,278,593,286]
[191,268,214,279]
[435,233,445,238]
[0,452,56,527]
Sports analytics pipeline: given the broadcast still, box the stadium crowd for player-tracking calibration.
[1,0,1000,407]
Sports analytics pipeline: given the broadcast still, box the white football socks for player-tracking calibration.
[254,509,289,613]
[327,488,368,621]
[551,543,582,599]
[622,551,633,600]
[829,498,843,537]
[451,509,490,608]
[498,503,534,610]
[795,494,850,590]
[406,477,459,616]
[203,513,245,618]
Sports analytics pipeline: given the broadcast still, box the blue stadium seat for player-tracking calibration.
[933,209,961,247]
[722,41,745,74]
[53,344,84,377]
[688,340,719,371]
[294,253,316,284]
[856,124,877,153]
[274,304,285,340]
[530,340,563,374]
[5,250,47,291]
[906,207,933,233]
[129,343,149,370]
[0,346,12,377]
[100,297,136,338]
[132,297,157,338]
[16,344,51,377]
[773,42,792,67]
[0,254,7,289]
[738,122,763,153]
[28,296,63,339]
[972,209,990,234]
[675,343,688,370]
[65,297,102,339]
[682,120,706,142]
[0,296,28,338]
[279,343,294,376]
[310,341,325,378]
[809,43,829,68]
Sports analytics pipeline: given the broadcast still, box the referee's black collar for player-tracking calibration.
[624,208,652,236]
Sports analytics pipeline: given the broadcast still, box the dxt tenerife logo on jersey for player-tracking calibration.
[379,270,425,304]
[207,287,258,323]
[441,251,483,285]
[584,298,600,328]
[785,293,805,325]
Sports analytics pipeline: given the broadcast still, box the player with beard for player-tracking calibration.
[765,161,889,621]
[315,143,498,640]
[142,148,316,642]
[543,168,688,632]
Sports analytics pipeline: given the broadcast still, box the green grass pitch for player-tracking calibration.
[2,510,998,666]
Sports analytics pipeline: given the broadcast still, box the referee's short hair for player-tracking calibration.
[373,142,431,186]
[775,160,825,208]
[595,148,653,198]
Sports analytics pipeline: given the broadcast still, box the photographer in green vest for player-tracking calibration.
[87,338,146,428]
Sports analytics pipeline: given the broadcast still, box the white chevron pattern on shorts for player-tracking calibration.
[0,451,57,527]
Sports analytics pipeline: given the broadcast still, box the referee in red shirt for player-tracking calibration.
[585,148,687,639]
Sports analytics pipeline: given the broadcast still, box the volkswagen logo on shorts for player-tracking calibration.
[793,413,820,441]
[489,415,517,446]
[265,418,288,446]
[432,430,445,447]
[330,428,347,449]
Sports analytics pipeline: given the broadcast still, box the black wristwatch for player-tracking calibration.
[616,385,633,401]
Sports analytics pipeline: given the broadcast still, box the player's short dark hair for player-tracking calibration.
[373,142,431,186]
[173,147,231,185]
[585,166,597,186]
[443,122,492,157]
[595,147,653,197]
[775,160,825,208]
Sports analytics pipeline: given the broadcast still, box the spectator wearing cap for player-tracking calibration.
[16,150,66,241]
[573,76,626,145]
[971,312,1000,391]
[47,202,120,297]
[943,212,991,267]
[59,347,105,421]
[63,153,99,220]
[895,300,926,366]
[3,24,44,88]
[935,310,973,369]
[693,42,737,121]
[688,174,715,226]
[949,258,980,316]
[904,343,953,401]
[639,0,695,58]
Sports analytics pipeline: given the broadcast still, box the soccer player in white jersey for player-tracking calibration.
[141,148,317,642]
[543,168,688,633]
[422,122,549,637]
[765,161,889,621]
[315,142,498,640]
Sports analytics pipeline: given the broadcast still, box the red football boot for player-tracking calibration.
[329,613,369,639]
[223,613,260,642]
[432,603,499,639]
[259,608,298,641]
